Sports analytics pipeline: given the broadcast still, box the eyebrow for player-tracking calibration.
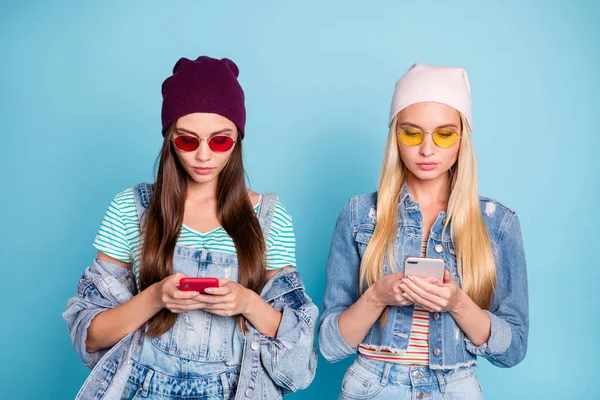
[398,122,459,130]
[175,128,234,137]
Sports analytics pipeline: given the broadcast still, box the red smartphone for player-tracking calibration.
[179,278,219,293]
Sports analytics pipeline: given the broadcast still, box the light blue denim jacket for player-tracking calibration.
[63,188,318,399]
[318,183,528,369]
[63,261,317,399]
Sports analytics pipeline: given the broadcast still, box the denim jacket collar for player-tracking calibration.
[398,181,450,243]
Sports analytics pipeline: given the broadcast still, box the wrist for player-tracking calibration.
[241,287,259,316]
[450,289,471,315]
[145,282,165,312]
[363,285,386,312]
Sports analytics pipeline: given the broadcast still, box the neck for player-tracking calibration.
[406,171,451,208]
[185,176,219,203]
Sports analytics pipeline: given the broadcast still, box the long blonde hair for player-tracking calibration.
[360,113,496,313]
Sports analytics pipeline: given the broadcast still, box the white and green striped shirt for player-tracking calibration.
[93,188,296,281]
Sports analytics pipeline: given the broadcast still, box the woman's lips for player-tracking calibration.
[416,162,438,171]
[193,167,215,175]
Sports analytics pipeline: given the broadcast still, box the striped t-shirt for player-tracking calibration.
[358,240,431,365]
[93,188,296,285]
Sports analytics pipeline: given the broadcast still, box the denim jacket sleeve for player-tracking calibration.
[62,259,136,369]
[464,212,529,367]
[258,268,319,393]
[318,198,361,362]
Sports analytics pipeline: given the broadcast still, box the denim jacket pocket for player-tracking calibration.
[355,224,375,257]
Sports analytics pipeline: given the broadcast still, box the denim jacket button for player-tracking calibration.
[245,389,254,397]
[433,312,440,320]
[433,347,441,356]
[251,341,260,351]
[434,244,443,253]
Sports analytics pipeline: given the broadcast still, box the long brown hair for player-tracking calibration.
[139,123,266,337]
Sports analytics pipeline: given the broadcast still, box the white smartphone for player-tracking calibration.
[404,257,445,281]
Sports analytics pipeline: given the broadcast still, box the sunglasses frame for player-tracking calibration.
[397,127,462,149]
[171,134,237,153]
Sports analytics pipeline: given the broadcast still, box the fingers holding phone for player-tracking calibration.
[191,278,255,317]
[370,272,413,308]
[153,273,216,313]
[400,259,464,312]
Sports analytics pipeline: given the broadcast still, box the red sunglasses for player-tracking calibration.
[171,135,236,153]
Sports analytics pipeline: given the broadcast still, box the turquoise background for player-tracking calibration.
[1,1,598,398]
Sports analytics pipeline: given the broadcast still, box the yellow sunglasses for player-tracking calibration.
[397,127,462,148]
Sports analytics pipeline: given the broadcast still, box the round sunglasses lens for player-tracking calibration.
[208,136,234,152]
[399,128,424,146]
[433,130,459,148]
[174,136,200,151]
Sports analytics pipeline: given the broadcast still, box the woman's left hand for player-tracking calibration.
[192,278,256,317]
[399,270,466,313]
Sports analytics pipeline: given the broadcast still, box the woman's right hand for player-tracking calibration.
[337,272,416,349]
[367,272,414,308]
[151,272,204,313]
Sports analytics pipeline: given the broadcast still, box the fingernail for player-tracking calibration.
[204,288,213,294]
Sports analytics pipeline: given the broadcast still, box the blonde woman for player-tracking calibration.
[318,63,528,399]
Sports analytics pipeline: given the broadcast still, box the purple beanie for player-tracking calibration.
[161,56,246,138]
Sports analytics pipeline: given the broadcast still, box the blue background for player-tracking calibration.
[1,1,598,398]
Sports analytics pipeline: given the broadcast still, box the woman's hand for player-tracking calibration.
[366,272,414,308]
[399,270,466,312]
[151,272,206,313]
[400,270,493,347]
[192,278,255,317]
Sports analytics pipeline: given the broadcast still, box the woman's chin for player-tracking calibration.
[407,167,447,181]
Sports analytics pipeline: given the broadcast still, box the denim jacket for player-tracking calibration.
[63,254,318,400]
[318,183,528,369]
